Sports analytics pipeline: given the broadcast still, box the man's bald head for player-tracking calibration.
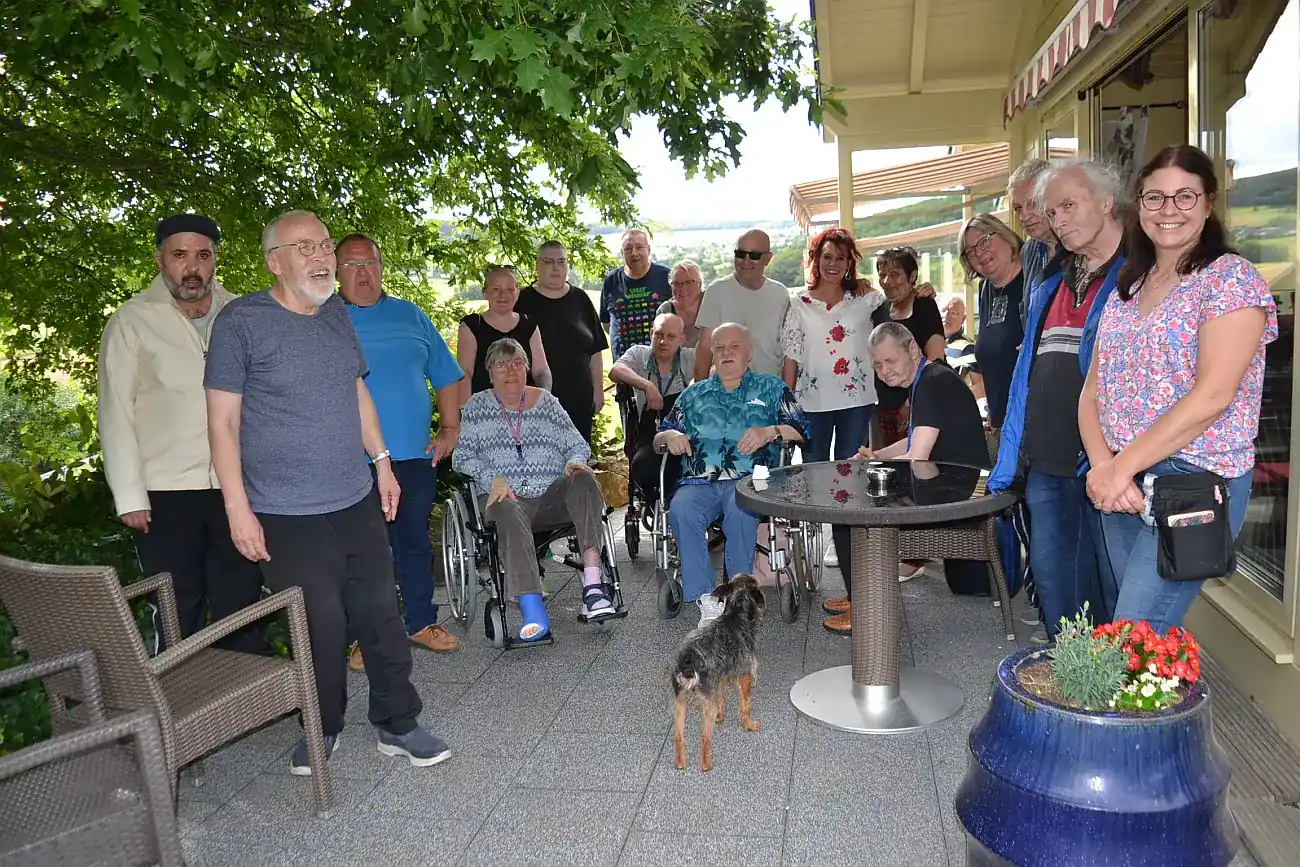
[651,312,685,359]
[710,322,753,383]
[737,229,770,250]
[733,230,773,288]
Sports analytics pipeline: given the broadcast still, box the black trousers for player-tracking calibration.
[133,489,266,654]
[257,487,422,737]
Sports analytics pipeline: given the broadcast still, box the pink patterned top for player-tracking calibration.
[1095,253,1278,478]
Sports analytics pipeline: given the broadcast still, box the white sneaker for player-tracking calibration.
[1019,609,1042,626]
[1029,623,1049,645]
[696,594,725,629]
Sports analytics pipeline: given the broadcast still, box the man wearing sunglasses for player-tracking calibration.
[693,229,790,382]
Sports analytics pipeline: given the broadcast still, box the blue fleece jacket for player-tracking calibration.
[987,256,1124,493]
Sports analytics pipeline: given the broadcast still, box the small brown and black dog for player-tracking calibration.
[672,573,765,772]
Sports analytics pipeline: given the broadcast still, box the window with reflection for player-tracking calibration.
[1199,0,1299,602]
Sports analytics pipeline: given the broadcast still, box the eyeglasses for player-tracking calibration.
[268,238,334,257]
[539,257,567,267]
[1139,190,1203,211]
[960,234,994,259]
[490,359,527,372]
[339,260,378,270]
[670,279,700,288]
[734,249,767,260]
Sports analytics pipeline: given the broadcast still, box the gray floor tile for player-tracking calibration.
[636,753,790,838]
[190,774,379,845]
[619,832,783,867]
[463,787,641,866]
[359,751,520,818]
[178,740,288,806]
[518,730,665,791]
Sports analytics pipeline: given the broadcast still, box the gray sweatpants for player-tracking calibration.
[483,472,605,599]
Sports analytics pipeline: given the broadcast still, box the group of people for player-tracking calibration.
[93,141,1275,779]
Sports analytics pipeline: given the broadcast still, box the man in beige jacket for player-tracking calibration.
[97,214,264,652]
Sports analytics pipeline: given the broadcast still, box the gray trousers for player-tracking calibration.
[483,472,605,599]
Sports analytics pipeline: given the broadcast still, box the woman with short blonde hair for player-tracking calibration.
[955,213,1025,430]
[660,260,704,348]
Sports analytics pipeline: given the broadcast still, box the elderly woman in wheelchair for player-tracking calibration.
[450,338,622,645]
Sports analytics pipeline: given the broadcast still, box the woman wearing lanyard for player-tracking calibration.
[453,338,615,642]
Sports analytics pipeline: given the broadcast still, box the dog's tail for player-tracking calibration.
[672,647,704,694]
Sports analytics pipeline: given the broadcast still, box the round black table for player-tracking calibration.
[736,459,1017,734]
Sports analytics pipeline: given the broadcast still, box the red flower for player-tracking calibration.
[837,463,852,476]
[833,357,850,375]
[829,324,847,342]
[1128,653,1142,671]
[801,296,813,304]
[834,489,851,503]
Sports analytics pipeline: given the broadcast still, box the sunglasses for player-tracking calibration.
[874,245,917,258]
[734,249,767,260]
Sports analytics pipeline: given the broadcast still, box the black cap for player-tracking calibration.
[155,214,220,246]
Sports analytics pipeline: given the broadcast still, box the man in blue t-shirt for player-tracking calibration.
[599,229,672,359]
[337,233,465,663]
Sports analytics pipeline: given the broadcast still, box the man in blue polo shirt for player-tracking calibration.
[337,233,464,665]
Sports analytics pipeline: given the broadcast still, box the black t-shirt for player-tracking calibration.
[516,285,609,428]
[974,272,1025,429]
[462,313,537,395]
[872,295,945,410]
[909,362,990,469]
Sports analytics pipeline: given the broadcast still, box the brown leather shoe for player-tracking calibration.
[409,625,460,653]
[822,596,850,614]
[823,611,852,634]
[348,643,364,672]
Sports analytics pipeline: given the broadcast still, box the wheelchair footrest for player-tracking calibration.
[502,632,557,651]
[576,606,629,625]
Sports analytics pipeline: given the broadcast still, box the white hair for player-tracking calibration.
[1008,159,1050,192]
[1033,159,1130,215]
[867,321,916,352]
[262,210,319,255]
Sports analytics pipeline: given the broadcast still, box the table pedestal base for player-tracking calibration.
[790,665,965,733]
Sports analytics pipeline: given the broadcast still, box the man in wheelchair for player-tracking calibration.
[610,313,696,516]
[653,323,810,628]
[452,338,616,643]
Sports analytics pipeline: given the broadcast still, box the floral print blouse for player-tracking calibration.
[779,289,885,412]
[1094,253,1278,479]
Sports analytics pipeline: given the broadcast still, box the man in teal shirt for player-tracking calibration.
[338,234,464,662]
[655,323,809,627]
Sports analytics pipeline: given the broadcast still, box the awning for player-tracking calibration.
[1004,0,1124,122]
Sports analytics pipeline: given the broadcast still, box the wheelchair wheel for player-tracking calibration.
[779,578,800,623]
[791,522,825,595]
[655,568,681,619]
[625,516,640,560]
[483,600,505,649]
[441,493,475,625]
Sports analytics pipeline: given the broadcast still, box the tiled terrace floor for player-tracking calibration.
[178,527,1261,866]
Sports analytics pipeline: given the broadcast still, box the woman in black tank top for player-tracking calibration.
[456,267,552,402]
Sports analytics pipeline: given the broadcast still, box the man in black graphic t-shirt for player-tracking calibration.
[599,229,671,359]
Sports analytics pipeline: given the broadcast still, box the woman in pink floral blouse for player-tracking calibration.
[1079,145,1278,631]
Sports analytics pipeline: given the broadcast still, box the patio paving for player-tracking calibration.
[177,527,1262,866]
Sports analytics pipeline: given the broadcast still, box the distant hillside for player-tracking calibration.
[1232,167,1297,209]
[853,192,1001,240]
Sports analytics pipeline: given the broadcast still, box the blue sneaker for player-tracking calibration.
[289,733,339,776]
[376,726,451,768]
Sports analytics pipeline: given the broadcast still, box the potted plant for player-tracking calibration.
[956,607,1237,867]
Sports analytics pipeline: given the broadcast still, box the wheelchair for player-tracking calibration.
[440,478,628,650]
[647,443,824,624]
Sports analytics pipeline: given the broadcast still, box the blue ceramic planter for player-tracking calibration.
[956,647,1237,867]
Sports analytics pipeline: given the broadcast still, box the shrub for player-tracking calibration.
[1049,606,1130,710]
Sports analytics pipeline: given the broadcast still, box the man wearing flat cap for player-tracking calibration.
[97,214,265,653]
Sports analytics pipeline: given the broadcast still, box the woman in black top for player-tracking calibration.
[958,214,1025,430]
[870,247,946,447]
[456,266,552,404]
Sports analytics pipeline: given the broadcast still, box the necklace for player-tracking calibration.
[494,391,527,464]
[1069,254,1107,308]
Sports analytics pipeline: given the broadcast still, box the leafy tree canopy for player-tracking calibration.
[0,0,823,387]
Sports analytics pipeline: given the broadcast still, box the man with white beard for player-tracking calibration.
[205,210,451,777]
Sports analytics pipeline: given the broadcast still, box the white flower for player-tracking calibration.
[1148,663,1159,675]
[1141,683,1157,698]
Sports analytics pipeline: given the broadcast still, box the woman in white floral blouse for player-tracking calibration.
[780,226,886,628]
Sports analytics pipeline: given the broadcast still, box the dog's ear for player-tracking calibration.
[710,581,736,604]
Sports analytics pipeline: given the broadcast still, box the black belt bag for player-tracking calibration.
[1145,470,1236,582]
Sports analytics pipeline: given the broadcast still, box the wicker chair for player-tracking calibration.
[897,426,1016,641]
[0,556,332,817]
[0,650,183,867]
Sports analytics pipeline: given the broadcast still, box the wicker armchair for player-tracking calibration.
[0,555,332,817]
[0,650,183,867]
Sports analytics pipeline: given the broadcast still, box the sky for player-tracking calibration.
[615,0,942,227]
[1224,0,1298,179]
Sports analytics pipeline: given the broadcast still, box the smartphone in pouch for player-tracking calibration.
[1145,471,1235,582]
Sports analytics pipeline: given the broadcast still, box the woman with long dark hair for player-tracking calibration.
[1079,144,1278,631]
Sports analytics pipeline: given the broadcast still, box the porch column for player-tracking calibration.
[837,138,854,229]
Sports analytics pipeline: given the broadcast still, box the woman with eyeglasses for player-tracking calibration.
[658,260,704,348]
[1079,145,1277,631]
[957,214,1025,430]
[457,265,552,407]
[454,338,615,641]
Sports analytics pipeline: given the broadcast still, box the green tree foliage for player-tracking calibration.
[765,242,806,287]
[0,0,824,388]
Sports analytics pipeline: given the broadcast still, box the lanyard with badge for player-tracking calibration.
[906,360,927,451]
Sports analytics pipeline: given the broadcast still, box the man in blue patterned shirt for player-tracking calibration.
[655,323,810,626]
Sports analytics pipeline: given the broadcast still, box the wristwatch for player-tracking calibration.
[772,426,784,445]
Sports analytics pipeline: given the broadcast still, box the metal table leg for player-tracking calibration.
[789,526,965,733]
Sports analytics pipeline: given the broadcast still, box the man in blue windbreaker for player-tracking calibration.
[988,160,1125,640]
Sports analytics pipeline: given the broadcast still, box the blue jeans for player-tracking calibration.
[806,405,874,597]
[668,479,760,602]
[1100,459,1252,632]
[379,459,440,635]
[1024,470,1112,637]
